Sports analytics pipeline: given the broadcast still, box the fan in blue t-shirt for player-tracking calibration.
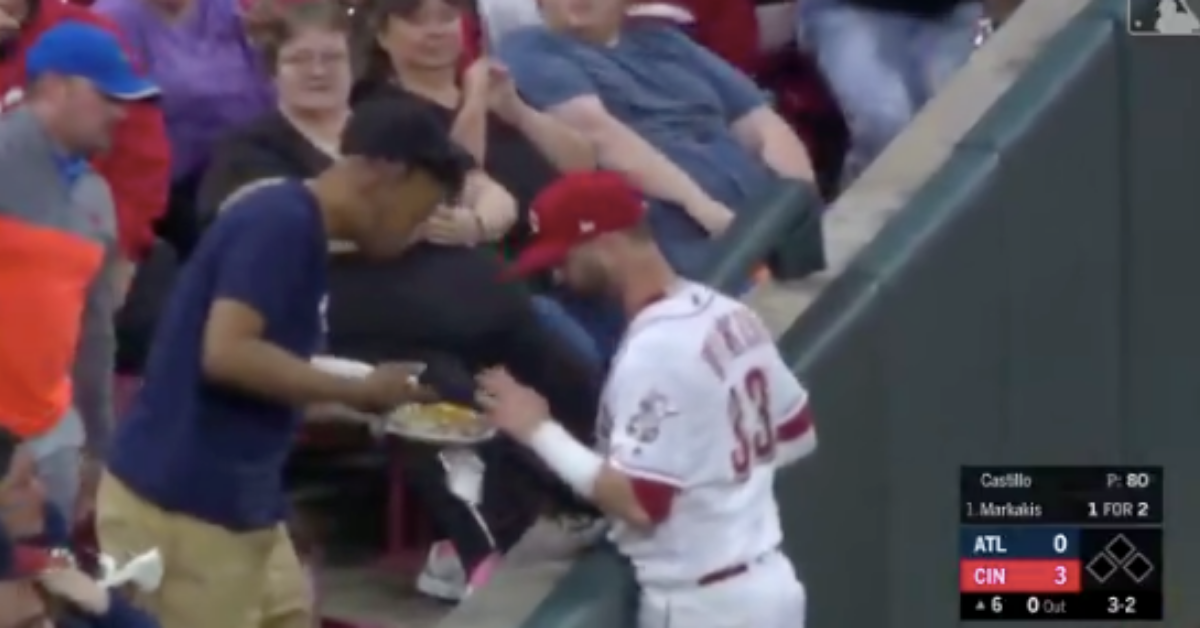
[98,100,472,625]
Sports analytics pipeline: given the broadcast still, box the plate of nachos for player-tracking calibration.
[384,402,494,445]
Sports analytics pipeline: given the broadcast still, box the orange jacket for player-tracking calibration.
[0,0,171,261]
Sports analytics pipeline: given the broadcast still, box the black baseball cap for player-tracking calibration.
[341,98,475,194]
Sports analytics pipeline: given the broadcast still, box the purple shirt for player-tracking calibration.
[94,0,275,179]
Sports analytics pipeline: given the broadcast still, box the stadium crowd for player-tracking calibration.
[0,0,1009,623]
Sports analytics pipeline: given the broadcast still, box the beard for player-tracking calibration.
[564,262,617,300]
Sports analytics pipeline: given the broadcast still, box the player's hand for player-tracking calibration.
[346,363,436,413]
[38,568,111,615]
[475,368,550,442]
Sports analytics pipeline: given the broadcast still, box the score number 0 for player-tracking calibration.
[988,596,1061,615]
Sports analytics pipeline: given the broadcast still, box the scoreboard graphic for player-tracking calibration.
[959,466,1164,621]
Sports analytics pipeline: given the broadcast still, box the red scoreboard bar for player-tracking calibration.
[960,559,1082,593]
[958,466,1163,621]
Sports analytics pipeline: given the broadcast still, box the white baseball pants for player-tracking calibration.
[637,551,807,628]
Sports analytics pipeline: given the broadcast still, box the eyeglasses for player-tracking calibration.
[278,51,349,70]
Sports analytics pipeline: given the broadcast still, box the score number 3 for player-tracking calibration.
[729,368,774,478]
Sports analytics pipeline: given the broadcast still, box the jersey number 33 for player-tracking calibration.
[728,367,775,479]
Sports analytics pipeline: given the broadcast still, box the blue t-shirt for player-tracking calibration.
[498,23,774,241]
[108,181,327,531]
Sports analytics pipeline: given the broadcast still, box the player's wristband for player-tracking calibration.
[526,421,603,497]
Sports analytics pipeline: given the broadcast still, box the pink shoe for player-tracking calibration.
[466,553,501,593]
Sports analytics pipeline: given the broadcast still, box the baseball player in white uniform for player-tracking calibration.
[477,172,817,628]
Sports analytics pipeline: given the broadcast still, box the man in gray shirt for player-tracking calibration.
[0,22,158,518]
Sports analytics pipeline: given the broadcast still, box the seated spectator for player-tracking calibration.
[95,0,275,260]
[497,0,815,279]
[197,0,603,602]
[353,0,600,360]
[798,0,982,184]
[1,427,159,628]
[0,0,171,291]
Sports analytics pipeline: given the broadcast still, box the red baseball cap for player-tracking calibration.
[507,172,646,277]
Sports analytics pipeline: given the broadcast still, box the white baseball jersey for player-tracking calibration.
[598,281,814,588]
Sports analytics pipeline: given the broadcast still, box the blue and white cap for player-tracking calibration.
[25,21,159,101]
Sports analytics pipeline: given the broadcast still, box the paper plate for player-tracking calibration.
[311,356,373,378]
[383,404,495,446]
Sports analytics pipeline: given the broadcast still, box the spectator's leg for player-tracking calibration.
[658,236,721,282]
[552,290,626,369]
[24,409,85,519]
[799,1,919,184]
[530,295,602,367]
[95,473,275,628]
[32,447,80,522]
[399,442,497,573]
[260,526,315,628]
[910,1,984,102]
[378,353,513,594]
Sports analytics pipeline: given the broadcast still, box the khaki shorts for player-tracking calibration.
[95,473,311,628]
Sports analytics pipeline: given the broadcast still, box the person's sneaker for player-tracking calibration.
[464,553,501,594]
[416,541,467,602]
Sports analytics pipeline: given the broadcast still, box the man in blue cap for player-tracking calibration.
[0,21,158,523]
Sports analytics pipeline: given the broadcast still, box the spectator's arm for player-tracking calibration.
[452,88,490,163]
[463,169,517,239]
[86,12,171,263]
[203,204,361,406]
[505,98,596,172]
[72,237,119,458]
[730,107,815,181]
[668,25,815,181]
[552,98,729,230]
[499,31,728,230]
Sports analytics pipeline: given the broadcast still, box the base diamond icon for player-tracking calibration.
[1106,534,1138,564]
[1087,552,1118,583]
[1124,553,1155,583]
